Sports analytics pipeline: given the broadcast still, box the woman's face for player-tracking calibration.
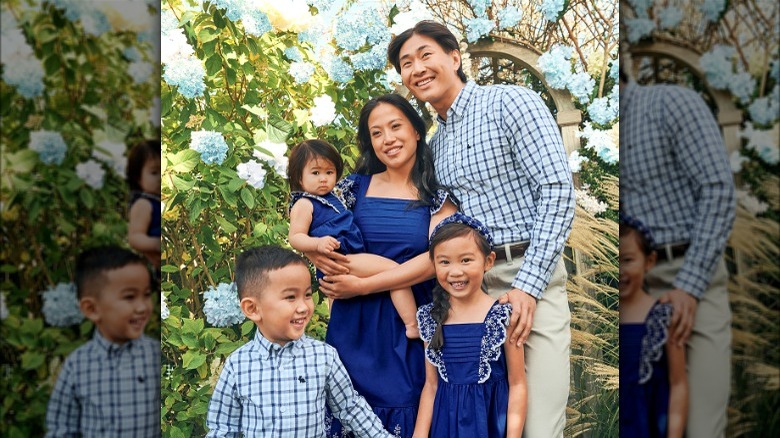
[366,103,420,172]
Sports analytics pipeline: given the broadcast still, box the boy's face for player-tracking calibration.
[252,264,314,346]
[81,263,153,344]
[398,33,462,108]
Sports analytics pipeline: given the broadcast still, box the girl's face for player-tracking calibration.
[299,157,337,196]
[618,230,656,299]
[367,103,420,172]
[433,234,495,301]
[140,156,161,196]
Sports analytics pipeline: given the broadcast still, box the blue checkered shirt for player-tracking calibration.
[429,81,575,298]
[620,83,736,298]
[206,330,392,438]
[45,330,161,437]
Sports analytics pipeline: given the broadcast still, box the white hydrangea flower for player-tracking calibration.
[75,159,106,190]
[161,293,170,320]
[736,189,768,216]
[236,160,268,189]
[0,292,8,320]
[92,140,127,175]
[254,141,289,177]
[575,188,608,216]
[310,94,337,127]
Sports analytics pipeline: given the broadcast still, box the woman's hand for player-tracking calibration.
[319,274,365,300]
[302,250,350,276]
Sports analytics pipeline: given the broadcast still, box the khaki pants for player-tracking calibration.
[485,257,571,438]
[646,255,731,438]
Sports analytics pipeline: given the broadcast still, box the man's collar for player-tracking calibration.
[437,81,475,125]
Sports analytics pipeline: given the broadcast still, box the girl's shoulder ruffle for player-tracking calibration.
[478,302,512,383]
[416,303,435,344]
[429,189,452,215]
[639,302,673,384]
[333,174,362,209]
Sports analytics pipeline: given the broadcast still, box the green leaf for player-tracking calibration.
[161,265,179,273]
[241,320,255,336]
[170,149,201,173]
[182,318,204,335]
[79,188,94,209]
[171,175,196,191]
[216,215,237,234]
[198,27,219,43]
[169,425,186,438]
[240,104,266,119]
[182,351,207,370]
[21,351,45,370]
[267,117,292,143]
[205,54,222,76]
[240,187,255,209]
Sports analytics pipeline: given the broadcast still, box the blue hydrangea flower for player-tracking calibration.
[538,45,573,90]
[588,96,618,125]
[701,0,726,23]
[2,58,45,99]
[190,131,229,165]
[123,47,142,62]
[466,0,491,17]
[748,86,779,126]
[41,282,83,327]
[334,3,389,51]
[609,58,619,82]
[326,57,354,83]
[352,43,389,72]
[540,0,565,22]
[625,18,656,43]
[161,9,180,34]
[163,58,206,98]
[568,150,588,173]
[567,71,595,104]
[626,0,653,16]
[289,61,315,84]
[211,0,243,21]
[161,294,170,320]
[241,9,272,37]
[29,130,67,165]
[308,0,337,13]
[284,47,303,62]
[657,7,683,29]
[728,72,755,104]
[203,282,245,327]
[497,6,523,29]
[700,45,735,90]
[771,60,780,82]
[465,16,495,43]
[129,61,153,84]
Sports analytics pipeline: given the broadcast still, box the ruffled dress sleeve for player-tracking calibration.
[429,189,453,215]
[416,303,449,382]
[639,302,672,384]
[478,303,512,384]
[333,174,360,210]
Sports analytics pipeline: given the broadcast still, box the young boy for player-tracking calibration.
[45,246,160,437]
[206,245,393,437]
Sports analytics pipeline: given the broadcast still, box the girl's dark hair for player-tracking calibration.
[387,20,468,83]
[619,222,653,256]
[426,222,492,350]
[287,139,344,192]
[126,139,161,192]
[356,94,440,206]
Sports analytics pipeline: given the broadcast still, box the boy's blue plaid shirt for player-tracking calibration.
[206,330,392,437]
[45,330,161,437]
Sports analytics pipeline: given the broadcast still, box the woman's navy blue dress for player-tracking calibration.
[619,301,673,438]
[417,301,512,438]
[325,174,447,438]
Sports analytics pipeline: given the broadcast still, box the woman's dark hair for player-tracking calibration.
[619,222,653,256]
[126,139,161,192]
[356,94,440,206]
[287,139,344,192]
[426,222,492,350]
[387,20,468,83]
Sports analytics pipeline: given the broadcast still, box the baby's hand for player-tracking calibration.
[316,236,340,254]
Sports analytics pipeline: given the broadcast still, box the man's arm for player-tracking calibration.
[325,348,392,437]
[205,360,242,438]
[45,359,80,437]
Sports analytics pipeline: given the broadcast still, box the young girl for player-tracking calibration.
[619,212,688,438]
[414,213,526,438]
[287,139,420,338]
[126,139,161,272]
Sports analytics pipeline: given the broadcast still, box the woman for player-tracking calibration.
[308,94,456,437]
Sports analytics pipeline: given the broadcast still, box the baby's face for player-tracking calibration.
[92,264,153,344]
[299,157,337,196]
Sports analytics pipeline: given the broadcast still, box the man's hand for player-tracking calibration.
[316,236,340,254]
[499,288,537,347]
[319,274,364,300]
[302,250,349,276]
[658,288,697,347]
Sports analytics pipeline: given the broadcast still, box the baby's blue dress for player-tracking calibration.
[417,301,513,438]
[130,192,161,237]
[290,191,364,279]
[619,301,673,438]
[325,173,449,438]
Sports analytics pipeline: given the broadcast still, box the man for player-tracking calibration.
[619,62,736,437]
[387,21,575,437]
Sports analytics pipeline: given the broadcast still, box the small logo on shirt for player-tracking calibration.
[298,376,306,383]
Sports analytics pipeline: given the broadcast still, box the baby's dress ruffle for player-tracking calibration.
[639,302,673,384]
[289,191,344,214]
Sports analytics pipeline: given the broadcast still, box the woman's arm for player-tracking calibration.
[288,199,341,254]
[412,348,439,438]
[319,199,458,299]
[504,340,527,438]
[128,199,160,253]
[666,340,688,438]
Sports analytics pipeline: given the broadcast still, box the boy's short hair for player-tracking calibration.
[287,139,344,192]
[75,246,149,298]
[387,20,468,83]
[126,139,161,192]
[235,245,309,299]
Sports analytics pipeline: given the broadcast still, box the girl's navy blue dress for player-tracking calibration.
[619,301,673,438]
[417,301,512,438]
[325,173,449,438]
